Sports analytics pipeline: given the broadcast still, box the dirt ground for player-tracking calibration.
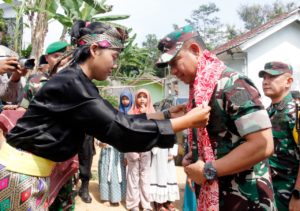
[75,148,187,211]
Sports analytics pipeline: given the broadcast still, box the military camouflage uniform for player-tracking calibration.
[20,72,49,108]
[207,68,275,211]
[155,25,276,210]
[267,92,297,211]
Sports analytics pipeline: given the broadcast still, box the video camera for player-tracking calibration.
[0,45,35,69]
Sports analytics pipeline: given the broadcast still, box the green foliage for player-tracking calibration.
[102,94,119,107]
[0,9,10,46]
[224,24,241,41]
[185,2,225,49]
[114,32,150,79]
[3,0,13,4]
[20,44,32,58]
[0,9,6,31]
[53,0,128,26]
[238,0,297,30]
[92,79,109,86]
[92,79,118,107]
[141,34,164,78]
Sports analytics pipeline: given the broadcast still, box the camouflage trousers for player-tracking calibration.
[218,163,276,211]
[272,172,296,211]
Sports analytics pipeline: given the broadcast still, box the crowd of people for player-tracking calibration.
[0,19,299,211]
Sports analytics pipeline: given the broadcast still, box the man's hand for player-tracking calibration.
[182,151,193,167]
[289,196,300,211]
[169,104,186,118]
[0,57,28,82]
[10,67,28,82]
[184,159,206,185]
[0,57,19,74]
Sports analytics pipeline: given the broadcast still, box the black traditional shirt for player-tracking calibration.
[6,64,175,162]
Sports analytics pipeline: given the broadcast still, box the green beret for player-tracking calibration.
[45,41,69,55]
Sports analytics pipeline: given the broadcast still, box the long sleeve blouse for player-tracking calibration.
[6,64,175,162]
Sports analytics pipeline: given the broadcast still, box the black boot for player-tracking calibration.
[78,180,92,203]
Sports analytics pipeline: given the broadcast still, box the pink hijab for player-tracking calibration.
[128,88,155,115]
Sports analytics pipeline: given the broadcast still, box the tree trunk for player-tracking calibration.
[30,0,49,73]
[59,26,68,41]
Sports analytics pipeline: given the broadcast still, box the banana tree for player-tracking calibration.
[114,32,151,81]
[3,0,58,71]
[5,0,128,72]
[48,0,129,40]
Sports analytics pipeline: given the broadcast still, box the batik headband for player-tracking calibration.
[77,27,127,49]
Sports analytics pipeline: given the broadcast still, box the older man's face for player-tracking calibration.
[168,48,198,85]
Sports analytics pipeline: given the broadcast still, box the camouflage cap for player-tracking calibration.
[258,61,293,77]
[156,25,199,68]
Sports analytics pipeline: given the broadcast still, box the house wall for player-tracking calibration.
[223,58,245,74]
[222,22,300,106]
[133,81,164,104]
[246,22,300,106]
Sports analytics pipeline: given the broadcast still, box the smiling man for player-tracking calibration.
[259,62,299,211]
[156,25,275,211]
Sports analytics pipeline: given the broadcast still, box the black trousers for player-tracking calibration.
[78,134,95,182]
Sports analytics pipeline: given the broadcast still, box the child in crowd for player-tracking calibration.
[0,20,210,210]
[98,89,133,206]
[150,145,179,211]
[126,88,155,211]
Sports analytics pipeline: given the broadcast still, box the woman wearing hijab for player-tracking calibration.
[98,89,133,207]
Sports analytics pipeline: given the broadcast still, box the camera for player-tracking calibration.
[0,45,35,69]
[18,58,35,69]
[0,56,35,69]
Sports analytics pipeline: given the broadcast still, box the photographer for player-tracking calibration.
[0,56,26,104]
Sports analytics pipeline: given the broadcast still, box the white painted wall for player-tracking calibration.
[222,22,300,107]
[223,58,245,74]
[246,22,300,106]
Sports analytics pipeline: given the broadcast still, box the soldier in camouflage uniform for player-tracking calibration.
[20,41,70,108]
[156,25,275,210]
[259,62,299,211]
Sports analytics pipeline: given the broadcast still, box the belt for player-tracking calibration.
[0,141,55,177]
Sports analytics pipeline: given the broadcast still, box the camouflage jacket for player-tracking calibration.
[267,92,297,210]
[207,68,275,210]
[20,72,49,108]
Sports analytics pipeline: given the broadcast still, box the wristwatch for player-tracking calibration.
[203,161,218,181]
[292,189,300,199]
[162,109,171,119]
